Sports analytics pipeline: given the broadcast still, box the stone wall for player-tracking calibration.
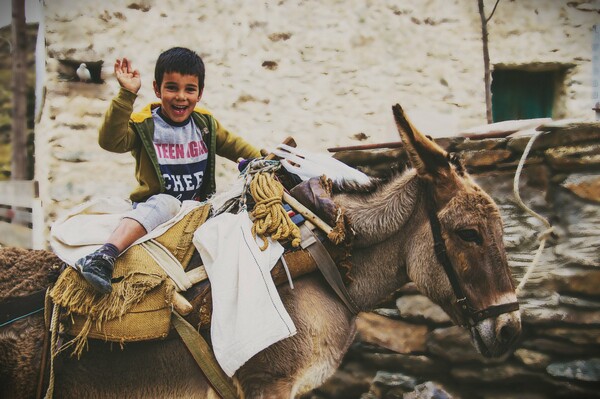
[308,121,600,398]
[34,0,598,228]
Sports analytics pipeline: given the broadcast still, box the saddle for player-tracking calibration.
[49,204,211,354]
[49,175,351,355]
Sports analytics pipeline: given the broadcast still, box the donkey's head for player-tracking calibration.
[393,104,521,357]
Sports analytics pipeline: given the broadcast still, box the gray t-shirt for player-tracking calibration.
[152,108,208,201]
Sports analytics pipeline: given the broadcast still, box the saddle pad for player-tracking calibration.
[50,204,211,353]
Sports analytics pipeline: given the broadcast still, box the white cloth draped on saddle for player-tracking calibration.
[193,210,297,377]
[50,197,204,290]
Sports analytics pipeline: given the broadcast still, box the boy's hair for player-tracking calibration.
[154,47,205,91]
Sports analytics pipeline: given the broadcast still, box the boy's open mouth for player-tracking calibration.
[171,104,188,115]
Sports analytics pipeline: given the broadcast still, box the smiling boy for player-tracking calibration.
[75,47,261,294]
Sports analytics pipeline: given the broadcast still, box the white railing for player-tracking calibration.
[0,180,44,249]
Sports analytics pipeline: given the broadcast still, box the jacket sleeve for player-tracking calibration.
[214,117,262,161]
[98,88,140,153]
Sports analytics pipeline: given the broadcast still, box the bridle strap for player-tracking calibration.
[424,182,518,327]
[424,183,469,304]
[470,301,520,324]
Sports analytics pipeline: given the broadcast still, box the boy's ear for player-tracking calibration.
[198,88,203,101]
[153,81,161,98]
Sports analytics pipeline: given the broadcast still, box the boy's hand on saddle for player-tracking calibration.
[114,58,141,94]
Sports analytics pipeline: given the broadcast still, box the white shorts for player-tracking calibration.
[125,193,181,233]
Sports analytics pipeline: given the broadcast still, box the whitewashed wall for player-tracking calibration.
[34,0,599,233]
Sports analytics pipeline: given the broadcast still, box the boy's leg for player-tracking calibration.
[76,194,181,294]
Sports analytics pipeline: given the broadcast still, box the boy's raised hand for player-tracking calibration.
[114,58,141,94]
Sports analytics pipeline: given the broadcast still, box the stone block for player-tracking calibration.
[356,312,427,354]
[561,173,600,203]
[538,326,600,345]
[357,352,448,375]
[396,295,451,325]
[461,149,513,169]
[545,144,600,172]
[546,358,600,382]
[508,127,600,153]
[550,268,600,296]
[513,348,552,370]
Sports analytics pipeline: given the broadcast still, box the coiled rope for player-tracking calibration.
[513,130,555,294]
[250,171,301,250]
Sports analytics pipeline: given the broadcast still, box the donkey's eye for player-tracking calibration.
[457,229,482,245]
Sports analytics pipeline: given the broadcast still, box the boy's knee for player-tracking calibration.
[129,194,181,233]
[151,194,181,219]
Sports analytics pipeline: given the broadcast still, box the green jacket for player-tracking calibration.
[99,88,261,202]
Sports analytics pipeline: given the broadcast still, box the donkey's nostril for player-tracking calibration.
[498,322,519,344]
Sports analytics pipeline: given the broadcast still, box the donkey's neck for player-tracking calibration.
[337,170,420,247]
[334,171,423,310]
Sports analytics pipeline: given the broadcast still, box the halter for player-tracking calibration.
[424,182,519,328]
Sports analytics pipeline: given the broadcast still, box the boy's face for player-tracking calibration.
[153,72,202,123]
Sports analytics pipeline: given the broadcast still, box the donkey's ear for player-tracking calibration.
[392,104,449,179]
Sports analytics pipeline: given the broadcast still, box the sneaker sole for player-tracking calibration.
[80,271,113,295]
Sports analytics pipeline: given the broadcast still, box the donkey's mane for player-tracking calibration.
[332,169,421,245]
[448,152,465,176]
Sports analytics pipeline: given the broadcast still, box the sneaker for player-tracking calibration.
[75,252,115,295]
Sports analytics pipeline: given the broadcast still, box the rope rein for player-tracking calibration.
[512,131,555,294]
[43,304,59,399]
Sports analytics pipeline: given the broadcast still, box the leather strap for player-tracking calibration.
[172,311,238,399]
[300,225,360,315]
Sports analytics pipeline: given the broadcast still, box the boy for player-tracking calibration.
[75,47,261,294]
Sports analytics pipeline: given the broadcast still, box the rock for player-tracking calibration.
[365,371,417,398]
[451,363,540,383]
[356,312,427,354]
[461,149,513,169]
[513,348,552,370]
[537,327,600,345]
[507,125,600,152]
[358,353,449,376]
[521,305,600,326]
[553,238,600,268]
[561,173,600,203]
[403,381,452,399]
[546,358,600,382]
[455,138,505,151]
[313,361,375,399]
[373,308,402,319]
[549,268,600,296]
[558,295,600,310]
[521,338,591,356]
[396,295,451,325]
[545,144,600,172]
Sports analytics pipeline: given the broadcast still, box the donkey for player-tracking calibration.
[0,104,520,398]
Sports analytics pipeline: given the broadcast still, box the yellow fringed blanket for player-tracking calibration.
[50,204,211,355]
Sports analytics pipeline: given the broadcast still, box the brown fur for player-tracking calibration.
[0,105,520,398]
